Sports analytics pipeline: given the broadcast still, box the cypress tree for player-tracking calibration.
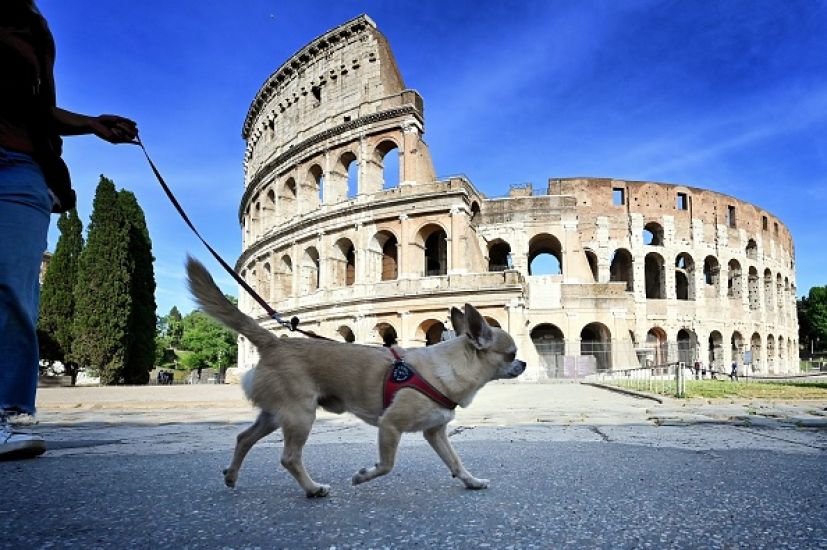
[37,209,84,384]
[72,176,131,384]
[118,190,157,384]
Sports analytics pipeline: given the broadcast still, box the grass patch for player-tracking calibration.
[683,380,827,400]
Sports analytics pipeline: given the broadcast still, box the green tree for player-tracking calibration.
[799,286,827,355]
[71,176,131,384]
[179,305,237,374]
[38,209,84,383]
[118,190,157,384]
[166,306,184,348]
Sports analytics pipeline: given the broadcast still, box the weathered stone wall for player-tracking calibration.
[236,15,799,379]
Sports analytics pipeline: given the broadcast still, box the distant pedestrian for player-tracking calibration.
[197,365,203,381]
[709,362,718,380]
[730,361,739,382]
[694,360,701,380]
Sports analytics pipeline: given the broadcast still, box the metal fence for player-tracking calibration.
[586,362,688,397]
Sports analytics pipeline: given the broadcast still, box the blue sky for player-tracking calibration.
[40,0,827,315]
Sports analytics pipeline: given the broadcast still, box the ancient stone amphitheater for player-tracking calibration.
[235,15,798,379]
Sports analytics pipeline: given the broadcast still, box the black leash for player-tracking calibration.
[134,138,330,341]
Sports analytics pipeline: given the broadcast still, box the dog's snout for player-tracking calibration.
[510,360,526,377]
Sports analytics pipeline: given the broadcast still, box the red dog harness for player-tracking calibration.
[383,348,457,411]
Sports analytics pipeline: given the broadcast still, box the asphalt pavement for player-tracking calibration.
[2,382,826,549]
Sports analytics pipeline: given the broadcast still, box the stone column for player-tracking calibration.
[449,205,466,275]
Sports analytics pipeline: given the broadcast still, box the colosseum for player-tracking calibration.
[234,15,799,379]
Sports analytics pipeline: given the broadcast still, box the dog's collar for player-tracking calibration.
[384,348,457,411]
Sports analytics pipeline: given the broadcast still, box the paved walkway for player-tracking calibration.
[30,381,827,457]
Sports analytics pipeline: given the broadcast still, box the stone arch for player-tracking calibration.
[776,273,784,310]
[417,319,447,346]
[418,223,448,276]
[375,139,400,190]
[373,322,398,346]
[610,248,634,291]
[764,268,774,310]
[731,331,744,365]
[748,267,760,310]
[766,334,776,372]
[261,261,272,301]
[584,248,599,282]
[531,324,565,378]
[276,254,293,300]
[750,333,762,372]
[528,233,563,275]
[279,177,297,219]
[675,252,695,301]
[470,201,481,223]
[253,200,261,241]
[264,188,276,229]
[300,247,320,294]
[778,335,785,367]
[337,325,356,343]
[331,238,356,287]
[745,239,758,260]
[703,255,720,292]
[727,259,743,300]
[708,330,724,367]
[306,164,324,210]
[643,222,664,246]
[645,252,665,299]
[677,328,696,365]
[368,230,398,282]
[646,327,668,366]
[340,151,359,199]
[488,239,512,272]
[581,322,612,371]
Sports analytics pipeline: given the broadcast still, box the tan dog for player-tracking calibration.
[186,257,526,497]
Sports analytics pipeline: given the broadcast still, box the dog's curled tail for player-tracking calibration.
[185,256,276,350]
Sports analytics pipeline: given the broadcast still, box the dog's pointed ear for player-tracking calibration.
[450,306,466,335]
[463,303,493,350]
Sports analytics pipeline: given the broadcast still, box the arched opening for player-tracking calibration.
[332,238,356,287]
[776,273,784,311]
[339,151,358,199]
[528,233,563,275]
[584,249,599,282]
[727,259,742,300]
[644,252,665,299]
[748,267,760,310]
[265,188,276,229]
[375,140,400,189]
[643,222,664,246]
[307,164,324,209]
[764,269,774,310]
[253,201,261,241]
[766,335,776,372]
[484,316,501,328]
[374,322,398,346]
[731,331,744,366]
[337,326,356,343]
[675,253,695,300]
[778,335,785,368]
[261,262,272,301]
[745,239,758,260]
[470,202,481,223]
[277,255,292,300]
[708,331,724,368]
[646,327,668,366]
[379,232,398,281]
[703,256,720,292]
[531,324,565,378]
[610,248,634,291]
[677,329,696,365]
[417,319,447,346]
[301,247,320,294]
[419,224,447,276]
[581,322,611,372]
[488,239,512,272]
[279,178,297,219]
[750,333,762,373]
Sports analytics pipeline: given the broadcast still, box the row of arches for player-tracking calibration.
[488,235,795,308]
[641,223,772,265]
[243,140,402,244]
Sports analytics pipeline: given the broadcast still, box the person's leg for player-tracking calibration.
[0,147,52,419]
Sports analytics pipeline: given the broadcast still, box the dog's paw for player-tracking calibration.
[305,484,330,498]
[223,468,237,488]
[352,468,371,485]
[464,477,489,490]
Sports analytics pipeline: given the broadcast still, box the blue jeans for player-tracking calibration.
[0,147,52,416]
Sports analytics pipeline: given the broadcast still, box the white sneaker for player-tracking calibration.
[1,418,46,460]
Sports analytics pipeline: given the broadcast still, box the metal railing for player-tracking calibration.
[587,362,688,397]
